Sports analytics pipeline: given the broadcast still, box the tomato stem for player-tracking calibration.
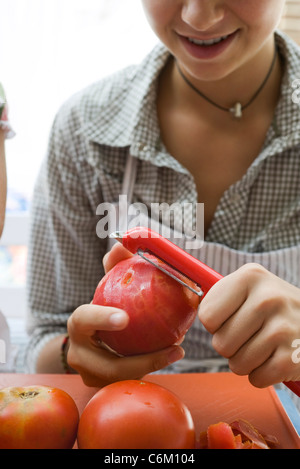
[19,391,40,400]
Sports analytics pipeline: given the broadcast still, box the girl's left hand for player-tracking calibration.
[198,263,300,388]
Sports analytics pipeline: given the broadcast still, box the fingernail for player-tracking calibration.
[109,311,128,327]
[167,347,185,365]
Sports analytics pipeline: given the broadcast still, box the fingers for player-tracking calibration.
[103,243,133,273]
[198,263,300,387]
[109,345,184,387]
[248,351,300,388]
[228,313,299,385]
[211,303,265,358]
[68,341,185,388]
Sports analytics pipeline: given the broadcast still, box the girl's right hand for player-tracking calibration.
[67,243,185,387]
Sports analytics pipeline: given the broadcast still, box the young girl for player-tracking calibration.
[26,1,300,391]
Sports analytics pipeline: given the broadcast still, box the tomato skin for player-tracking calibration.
[77,380,196,449]
[93,254,201,355]
[207,422,237,449]
[0,386,79,449]
[198,419,277,449]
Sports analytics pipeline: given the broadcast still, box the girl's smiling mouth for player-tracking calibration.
[179,30,240,59]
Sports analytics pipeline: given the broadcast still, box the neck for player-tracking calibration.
[170,36,283,123]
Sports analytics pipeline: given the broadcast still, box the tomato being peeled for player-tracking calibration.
[0,386,79,449]
[77,379,196,449]
[93,253,201,355]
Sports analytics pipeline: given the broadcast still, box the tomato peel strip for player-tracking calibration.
[198,419,279,449]
[207,422,237,449]
[230,419,277,449]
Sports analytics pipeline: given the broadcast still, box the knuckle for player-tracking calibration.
[258,294,286,315]
[228,357,247,376]
[248,371,269,389]
[238,263,267,281]
[228,354,247,376]
[266,319,292,345]
[212,334,231,358]
[272,355,288,378]
[198,306,217,334]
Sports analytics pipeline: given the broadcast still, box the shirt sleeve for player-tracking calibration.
[24,104,107,372]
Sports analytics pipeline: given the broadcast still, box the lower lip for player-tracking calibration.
[180,31,238,60]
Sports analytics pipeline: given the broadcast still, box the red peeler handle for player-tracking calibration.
[119,226,222,295]
[282,381,300,398]
[118,226,300,399]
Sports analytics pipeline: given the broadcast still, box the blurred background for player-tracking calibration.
[0,0,299,370]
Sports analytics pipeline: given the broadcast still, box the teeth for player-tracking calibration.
[188,35,228,46]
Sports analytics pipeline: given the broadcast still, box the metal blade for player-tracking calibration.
[137,249,203,298]
[109,232,203,298]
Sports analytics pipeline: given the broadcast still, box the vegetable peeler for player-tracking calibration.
[110,226,300,399]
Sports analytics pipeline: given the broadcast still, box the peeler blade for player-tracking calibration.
[109,232,203,297]
[137,249,204,298]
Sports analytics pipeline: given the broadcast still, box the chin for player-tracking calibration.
[181,60,238,84]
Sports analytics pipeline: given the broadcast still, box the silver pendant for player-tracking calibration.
[230,102,243,119]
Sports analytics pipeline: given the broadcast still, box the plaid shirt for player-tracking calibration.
[25,30,300,372]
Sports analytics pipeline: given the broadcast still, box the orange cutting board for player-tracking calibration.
[147,373,300,449]
[0,373,299,449]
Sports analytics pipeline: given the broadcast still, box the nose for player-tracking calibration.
[182,0,225,32]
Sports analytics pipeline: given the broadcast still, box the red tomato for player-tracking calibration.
[93,253,201,355]
[0,386,79,449]
[77,380,196,449]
